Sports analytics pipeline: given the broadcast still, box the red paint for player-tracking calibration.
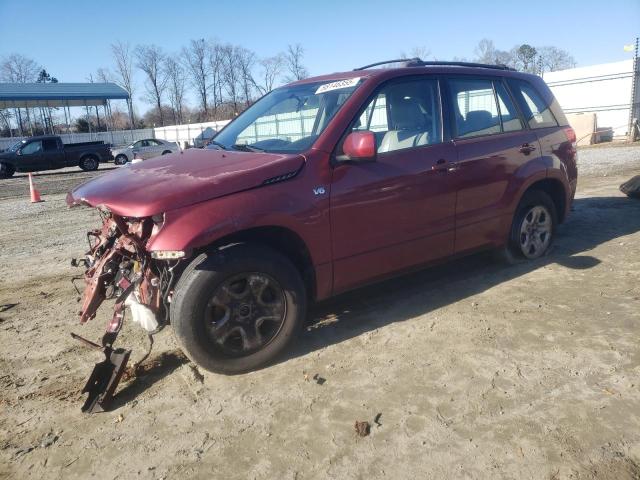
[68,66,577,302]
[342,131,376,160]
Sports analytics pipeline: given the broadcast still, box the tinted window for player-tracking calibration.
[350,78,441,153]
[448,78,501,138]
[510,79,558,129]
[21,141,42,155]
[494,82,523,132]
[42,138,58,151]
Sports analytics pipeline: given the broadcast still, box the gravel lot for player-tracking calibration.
[1,145,639,479]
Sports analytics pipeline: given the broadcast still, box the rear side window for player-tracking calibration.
[494,82,523,132]
[448,78,501,138]
[42,139,58,151]
[509,79,558,129]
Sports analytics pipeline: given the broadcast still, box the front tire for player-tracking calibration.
[161,150,171,155]
[0,162,15,178]
[114,154,128,165]
[171,244,307,375]
[79,155,99,171]
[504,190,557,261]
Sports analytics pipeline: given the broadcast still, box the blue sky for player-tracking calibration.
[0,0,638,112]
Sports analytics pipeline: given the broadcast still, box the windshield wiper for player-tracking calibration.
[208,140,228,150]
[232,143,265,152]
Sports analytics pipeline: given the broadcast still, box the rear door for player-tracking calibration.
[444,76,542,253]
[330,76,457,293]
[42,138,66,169]
[145,139,164,159]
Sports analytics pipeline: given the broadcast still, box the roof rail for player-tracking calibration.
[354,58,516,72]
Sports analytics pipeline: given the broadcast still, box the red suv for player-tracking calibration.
[69,60,577,394]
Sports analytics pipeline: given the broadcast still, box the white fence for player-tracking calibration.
[153,120,231,148]
[0,128,154,151]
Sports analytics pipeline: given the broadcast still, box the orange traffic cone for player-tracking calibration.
[28,173,44,203]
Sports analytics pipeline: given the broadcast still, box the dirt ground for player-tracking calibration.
[1,156,639,479]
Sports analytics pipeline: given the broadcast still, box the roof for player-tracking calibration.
[289,63,530,87]
[0,82,129,108]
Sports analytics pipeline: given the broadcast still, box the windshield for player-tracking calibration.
[214,78,363,153]
[8,140,26,152]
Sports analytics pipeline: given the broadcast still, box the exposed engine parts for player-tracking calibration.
[71,209,178,412]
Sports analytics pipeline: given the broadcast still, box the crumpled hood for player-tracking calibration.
[67,148,305,217]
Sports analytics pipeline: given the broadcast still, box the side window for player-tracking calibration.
[353,93,388,133]
[448,78,501,138]
[494,82,523,132]
[510,79,557,129]
[21,141,42,155]
[149,139,162,146]
[42,139,58,151]
[132,141,143,148]
[349,78,441,154]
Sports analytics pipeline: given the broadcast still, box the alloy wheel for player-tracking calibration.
[519,205,552,259]
[205,273,286,356]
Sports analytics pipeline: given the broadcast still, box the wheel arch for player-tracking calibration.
[520,178,568,223]
[194,225,317,301]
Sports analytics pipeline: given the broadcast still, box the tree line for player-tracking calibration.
[0,38,576,137]
[0,40,309,136]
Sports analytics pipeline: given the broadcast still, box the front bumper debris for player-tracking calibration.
[71,210,173,413]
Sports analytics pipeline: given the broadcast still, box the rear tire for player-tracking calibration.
[114,155,128,165]
[79,155,99,171]
[171,244,307,375]
[161,150,171,155]
[0,163,15,178]
[501,190,557,262]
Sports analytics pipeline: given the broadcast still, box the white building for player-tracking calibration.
[543,59,635,142]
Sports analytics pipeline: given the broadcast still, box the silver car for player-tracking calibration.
[111,138,180,165]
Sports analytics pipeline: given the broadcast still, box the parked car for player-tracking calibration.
[111,138,180,165]
[68,60,577,401]
[0,135,112,178]
[193,127,217,148]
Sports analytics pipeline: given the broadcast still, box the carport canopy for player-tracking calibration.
[0,82,129,108]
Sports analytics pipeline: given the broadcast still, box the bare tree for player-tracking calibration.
[207,41,224,116]
[474,39,497,64]
[96,68,112,83]
[400,46,431,60]
[183,38,211,119]
[221,44,242,114]
[284,44,308,82]
[136,44,167,126]
[494,49,515,67]
[253,54,284,95]
[236,47,257,107]
[111,41,136,128]
[1,53,40,135]
[537,46,576,73]
[164,55,187,124]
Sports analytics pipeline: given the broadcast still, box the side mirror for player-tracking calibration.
[339,131,376,163]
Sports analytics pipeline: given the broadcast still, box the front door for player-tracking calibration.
[17,140,45,171]
[330,77,457,294]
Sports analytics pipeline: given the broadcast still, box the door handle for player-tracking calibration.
[432,158,449,172]
[519,143,536,155]
[432,159,459,173]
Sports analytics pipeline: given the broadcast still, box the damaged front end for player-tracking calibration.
[71,207,180,413]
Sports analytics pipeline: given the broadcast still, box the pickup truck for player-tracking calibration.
[0,135,113,178]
